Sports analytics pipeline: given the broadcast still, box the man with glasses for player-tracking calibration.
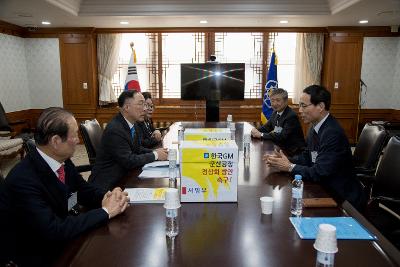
[251,88,305,156]
[264,85,365,210]
[137,92,162,148]
[89,91,168,191]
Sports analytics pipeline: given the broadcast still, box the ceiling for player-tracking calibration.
[0,0,399,29]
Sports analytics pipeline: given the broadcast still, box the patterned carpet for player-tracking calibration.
[1,144,90,180]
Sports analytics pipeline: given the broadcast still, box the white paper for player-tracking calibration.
[124,188,166,203]
[139,167,170,178]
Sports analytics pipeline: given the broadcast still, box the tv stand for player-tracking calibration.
[206,100,219,122]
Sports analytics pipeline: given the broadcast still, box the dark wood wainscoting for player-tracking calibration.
[7,107,399,145]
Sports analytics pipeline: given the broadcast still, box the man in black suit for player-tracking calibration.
[251,88,305,156]
[137,92,162,148]
[89,90,168,191]
[264,85,365,209]
[0,107,129,267]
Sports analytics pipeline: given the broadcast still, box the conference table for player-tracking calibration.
[55,122,400,267]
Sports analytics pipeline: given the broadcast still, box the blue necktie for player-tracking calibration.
[130,126,135,139]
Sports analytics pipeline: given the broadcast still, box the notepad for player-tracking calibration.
[289,217,376,240]
[125,188,167,203]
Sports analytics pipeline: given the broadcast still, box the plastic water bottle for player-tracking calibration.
[227,114,233,128]
[168,149,177,188]
[229,122,236,140]
[315,251,335,267]
[290,174,303,216]
[178,125,184,142]
[166,208,179,237]
[164,188,180,237]
[243,133,251,163]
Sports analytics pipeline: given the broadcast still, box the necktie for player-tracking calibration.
[276,114,281,126]
[57,165,65,184]
[130,126,136,139]
[311,129,319,149]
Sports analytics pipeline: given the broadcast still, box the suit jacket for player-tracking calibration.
[137,119,160,148]
[89,113,156,190]
[258,106,306,156]
[290,115,365,209]
[0,148,108,267]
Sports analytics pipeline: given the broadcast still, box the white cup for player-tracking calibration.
[260,196,274,215]
[227,114,232,122]
[164,188,181,209]
[313,224,338,254]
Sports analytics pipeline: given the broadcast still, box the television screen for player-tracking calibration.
[181,63,245,100]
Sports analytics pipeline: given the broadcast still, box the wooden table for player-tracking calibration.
[55,122,400,267]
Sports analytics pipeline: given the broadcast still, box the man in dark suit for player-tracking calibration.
[264,85,365,209]
[0,107,129,267]
[137,92,162,148]
[89,90,168,191]
[251,88,305,156]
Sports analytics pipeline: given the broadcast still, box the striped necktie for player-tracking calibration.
[56,165,65,184]
[130,126,136,139]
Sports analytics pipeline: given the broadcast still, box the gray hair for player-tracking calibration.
[270,88,288,100]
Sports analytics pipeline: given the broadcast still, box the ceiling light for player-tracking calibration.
[120,21,129,25]
[280,20,288,24]
[41,21,51,25]
[359,20,368,24]
[200,20,208,24]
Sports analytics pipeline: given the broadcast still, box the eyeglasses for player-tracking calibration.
[298,103,313,109]
[144,104,154,109]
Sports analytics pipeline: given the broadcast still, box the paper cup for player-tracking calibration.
[164,188,181,209]
[313,224,338,254]
[260,196,274,215]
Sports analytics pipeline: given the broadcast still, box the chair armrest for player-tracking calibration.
[75,164,92,173]
[375,196,400,204]
[356,173,376,187]
[354,166,376,176]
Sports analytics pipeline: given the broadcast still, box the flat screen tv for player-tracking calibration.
[181,63,245,100]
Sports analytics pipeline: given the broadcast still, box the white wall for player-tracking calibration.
[0,33,62,113]
[361,37,400,109]
[0,33,30,112]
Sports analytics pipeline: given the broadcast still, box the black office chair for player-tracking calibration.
[363,136,400,249]
[79,119,103,166]
[0,101,34,141]
[353,123,388,175]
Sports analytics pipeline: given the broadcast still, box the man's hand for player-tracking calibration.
[155,148,168,161]
[102,187,129,219]
[251,128,262,138]
[152,130,162,141]
[263,150,292,172]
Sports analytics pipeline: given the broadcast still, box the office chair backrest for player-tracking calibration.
[373,136,400,199]
[353,123,388,171]
[80,119,103,165]
[0,102,11,132]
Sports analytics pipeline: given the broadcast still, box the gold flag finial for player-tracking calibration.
[129,42,137,63]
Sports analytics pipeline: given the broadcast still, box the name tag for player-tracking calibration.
[68,192,78,211]
[274,126,283,134]
[311,151,318,163]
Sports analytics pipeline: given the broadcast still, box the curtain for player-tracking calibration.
[293,33,324,104]
[97,34,121,105]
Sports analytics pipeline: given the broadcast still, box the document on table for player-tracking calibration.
[138,167,169,178]
[289,217,376,240]
[125,188,166,203]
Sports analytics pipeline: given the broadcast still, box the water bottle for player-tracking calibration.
[229,122,236,140]
[168,149,177,188]
[166,208,179,237]
[178,125,184,142]
[243,133,251,163]
[290,174,303,216]
[164,188,180,237]
[227,114,233,128]
[315,251,335,267]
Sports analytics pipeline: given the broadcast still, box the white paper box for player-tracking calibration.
[179,140,238,202]
[183,128,231,141]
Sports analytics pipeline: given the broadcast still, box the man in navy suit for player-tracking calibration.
[137,92,162,148]
[264,85,365,209]
[0,107,129,267]
[251,88,305,156]
[89,90,168,191]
